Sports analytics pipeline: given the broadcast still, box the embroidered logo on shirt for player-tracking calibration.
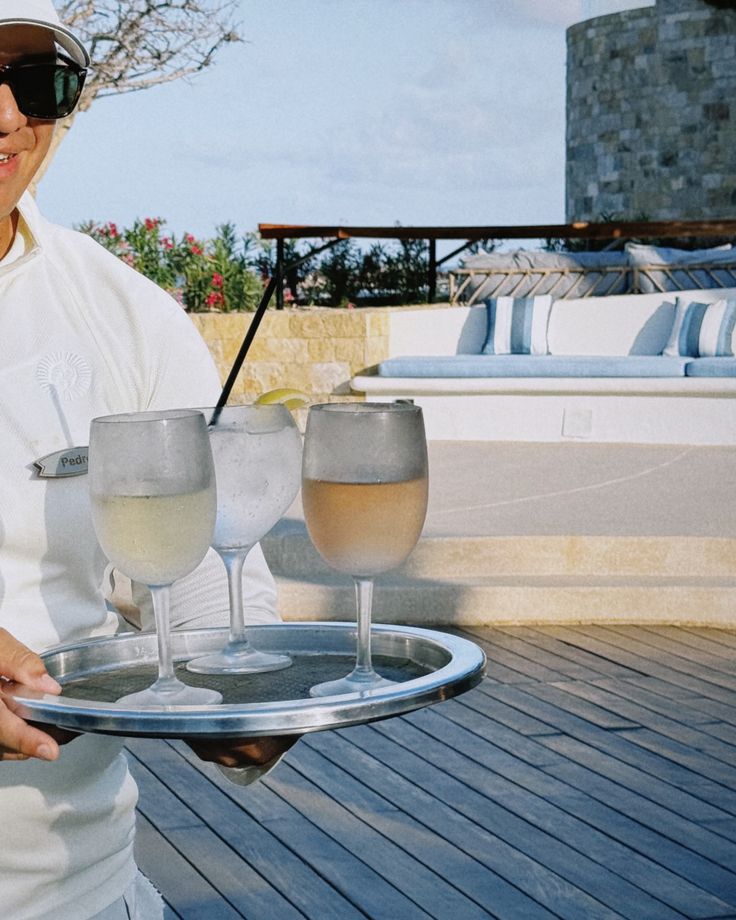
[36,353,91,400]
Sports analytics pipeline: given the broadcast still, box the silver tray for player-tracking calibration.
[8,623,486,738]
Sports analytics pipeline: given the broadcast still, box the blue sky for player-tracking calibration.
[37,0,650,241]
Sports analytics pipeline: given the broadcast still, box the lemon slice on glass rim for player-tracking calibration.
[254,388,310,410]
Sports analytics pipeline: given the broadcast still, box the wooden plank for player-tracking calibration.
[459,626,606,682]
[585,676,723,726]
[443,627,571,683]
[301,731,610,920]
[351,716,724,919]
[532,680,736,820]
[540,737,736,900]
[444,696,563,764]
[446,686,561,738]
[494,625,650,680]
[129,628,736,920]
[480,682,736,812]
[551,675,736,754]
[637,626,736,664]
[134,813,241,920]
[487,681,736,798]
[688,628,736,650]
[392,709,736,918]
[129,753,304,920]
[523,679,736,764]
[168,742,438,920]
[130,739,372,920]
[576,626,736,694]
[539,627,736,707]
[287,739,541,920]
[615,727,736,793]
[538,727,736,831]
[603,625,736,675]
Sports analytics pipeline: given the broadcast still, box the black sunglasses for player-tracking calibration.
[0,54,87,120]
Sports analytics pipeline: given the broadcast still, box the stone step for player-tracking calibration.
[274,573,736,627]
[262,527,736,579]
[262,525,736,626]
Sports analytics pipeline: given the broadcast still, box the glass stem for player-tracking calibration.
[220,548,251,645]
[150,584,178,688]
[353,577,375,677]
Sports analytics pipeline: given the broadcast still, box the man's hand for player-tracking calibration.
[186,734,300,769]
[0,627,66,762]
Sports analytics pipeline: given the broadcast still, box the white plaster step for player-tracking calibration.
[274,574,736,627]
[262,529,736,579]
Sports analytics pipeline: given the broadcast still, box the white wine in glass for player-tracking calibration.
[302,402,428,697]
[89,409,221,707]
[186,403,302,674]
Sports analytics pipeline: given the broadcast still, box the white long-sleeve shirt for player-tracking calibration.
[0,193,278,919]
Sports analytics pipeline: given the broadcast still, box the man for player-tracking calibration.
[0,2,295,917]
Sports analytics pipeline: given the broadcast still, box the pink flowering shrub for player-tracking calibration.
[80,219,434,307]
[78,218,263,312]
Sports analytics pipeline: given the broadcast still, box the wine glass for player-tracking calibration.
[186,403,302,674]
[302,402,428,696]
[89,409,222,707]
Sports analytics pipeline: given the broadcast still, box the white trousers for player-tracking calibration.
[90,872,164,920]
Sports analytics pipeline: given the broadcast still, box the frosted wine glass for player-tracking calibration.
[302,402,428,696]
[89,409,221,707]
[186,404,302,674]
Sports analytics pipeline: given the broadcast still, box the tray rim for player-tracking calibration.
[7,622,487,738]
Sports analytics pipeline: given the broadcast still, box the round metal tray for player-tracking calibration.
[8,623,486,738]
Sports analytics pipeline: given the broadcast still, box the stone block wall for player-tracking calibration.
[190,307,392,405]
[566,0,736,222]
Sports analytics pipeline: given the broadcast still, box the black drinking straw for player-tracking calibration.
[208,274,278,427]
[208,239,343,427]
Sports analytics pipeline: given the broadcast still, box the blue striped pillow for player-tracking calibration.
[482,295,552,355]
[664,297,736,357]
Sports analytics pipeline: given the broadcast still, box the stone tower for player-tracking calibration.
[565,0,736,222]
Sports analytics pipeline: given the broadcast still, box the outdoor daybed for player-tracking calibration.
[350,288,736,444]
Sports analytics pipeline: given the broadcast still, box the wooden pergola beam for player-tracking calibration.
[258,219,736,242]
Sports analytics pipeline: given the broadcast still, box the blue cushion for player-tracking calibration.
[685,358,736,377]
[377,355,689,378]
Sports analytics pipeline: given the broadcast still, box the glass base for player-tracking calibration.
[186,641,292,675]
[309,669,395,698]
[116,677,222,708]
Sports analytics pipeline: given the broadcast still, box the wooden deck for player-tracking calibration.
[128,626,736,919]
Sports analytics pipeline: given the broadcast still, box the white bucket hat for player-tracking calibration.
[0,0,89,67]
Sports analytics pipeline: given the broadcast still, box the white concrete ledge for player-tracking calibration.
[352,373,736,396]
[351,376,736,443]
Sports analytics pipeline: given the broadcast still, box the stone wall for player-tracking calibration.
[190,307,392,404]
[566,0,736,221]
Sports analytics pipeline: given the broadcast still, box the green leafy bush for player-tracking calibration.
[79,217,264,312]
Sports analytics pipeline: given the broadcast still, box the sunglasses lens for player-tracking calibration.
[12,63,83,119]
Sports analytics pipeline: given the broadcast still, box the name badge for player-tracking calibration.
[34,447,89,478]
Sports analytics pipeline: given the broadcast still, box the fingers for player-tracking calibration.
[0,628,60,695]
[0,698,59,762]
[0,630,64,761]
[27,721,79,746]
[187,734,300,768]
